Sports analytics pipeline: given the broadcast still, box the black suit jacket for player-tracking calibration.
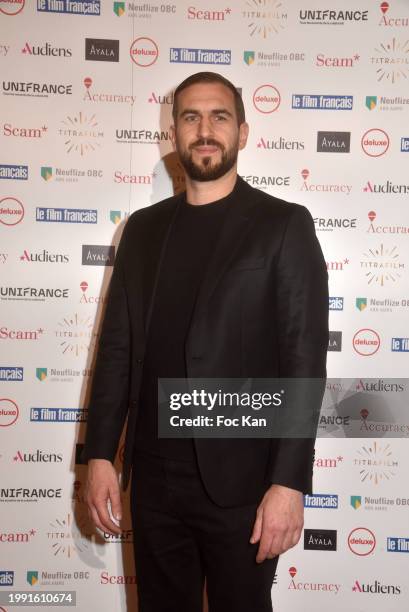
[82,176,328,507]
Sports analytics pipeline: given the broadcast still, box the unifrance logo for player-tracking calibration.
[292,94,353,110]
[253,85,280,113]
[0,398,19,427]
[353,329,381,356]
[361,128,389,156]
[130,37,158,66]
[0,197,24,226]
[37,0,100,15]
[169,47,231,65]
[348,527,376,556]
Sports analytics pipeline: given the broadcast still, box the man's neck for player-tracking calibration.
[185,167,238,206]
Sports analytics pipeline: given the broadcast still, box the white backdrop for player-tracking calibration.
[1,0,408,610]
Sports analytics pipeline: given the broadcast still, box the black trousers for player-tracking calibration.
[130,450,278,612]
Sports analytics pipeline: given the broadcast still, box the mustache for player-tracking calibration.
[189,138,224,151]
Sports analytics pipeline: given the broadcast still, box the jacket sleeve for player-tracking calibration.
[81,220,132,464]
[268,205,329,494]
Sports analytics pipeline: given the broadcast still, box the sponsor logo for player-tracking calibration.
[21,41,72,57]
[391,337,409,352]
[292,94,353,110]
[354,441,398,484]
[0,287,68,301]
[36,365,92,382]
[0,196,24,226]
[360,243,404,286]
[359,407,409,437]
[25,568,89,586]
[353,495,409,511]
[37,0,100,15]
[59,112,104,156]
[357,296,409,315]
[110,211,122,224]
[364,179,409,193]
[352,579,401,595]
[366,95,377,110]
[0,571,14,585]
[371,38,409,83]
[353,329,381,356]
[241,174,290,189]
[355,378,404,393]
[13,449,62,462]
[2,81,72,97]
[148,91,174,104]
[30,407,87,422]
[401,137,409,151]
[348,527,376,556]
[252,85,280,113]
[188,6,231,21]
[304,494,338,509]
[329,297,344,311]
[41,165,103,182]
[115,128,170,144]
[0,0,25,15]
[0,326,44,339]
[356,297,367,311]
[3,122,47,138]
[242,0,287,37]
[82,245,115,266]
[103,529,134,544]
[113,1,125,16]
[100,571,137,585]
[361,128,389,156]
[117,2,176,18]
[79,281,107,305]
[47,512,93,557]
[130,37,158,66]
[36,368,47,381]
[0,367,23,381]
[19,249,69,264]
[387,537,409,552]
[54,312,98,356]
[287,567,340,595]
[27,571,38,585]
[0,529,36,542]
[257,136,304,150]
[379,2,409,27]
[314,217,356,231]
[85,38,119,62]
[299,9,368,25]
[317,131,350,153]
[36,207,97,224]
[300,169,352,195]
[244,49,305,67]
[304,529,337,551]
[328,331,342,352]
[83,76,136,105]
[351,495,362,509]
[316,53,360,68]
[114,171,153,184]
[0,488,61,501]
[326,258,350,272]
[0,164,28,180]
[0,399,19,427]
[366,94,409,111]
[169,47,231,64]
[314,455,343,468]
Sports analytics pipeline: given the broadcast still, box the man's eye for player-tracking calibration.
[214,115,227,121]
[185,115,198,122]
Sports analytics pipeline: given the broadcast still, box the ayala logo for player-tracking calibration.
[360,243,404,286]
[371,38,409,84]
[253,85,280,113]
[148,91,174,104]
[352,578,401,595]
[242,0,287,38]
[21,42,72,57]
[316,53,360,67]
[354,441,398,484]
[379,2,409,27]
[257,136,304,150]
[317,131,350,153]
[82,245,115,266]
[304,529,337,551]
[328,331,342,351]
[19,249,69,263]
[130,37,158,67]
[85,38,119,62]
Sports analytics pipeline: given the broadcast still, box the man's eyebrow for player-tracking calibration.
[179,108,233,117]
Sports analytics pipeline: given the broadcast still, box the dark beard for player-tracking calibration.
[178,138,238,182]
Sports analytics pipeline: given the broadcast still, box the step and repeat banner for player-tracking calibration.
[1,0,408,610]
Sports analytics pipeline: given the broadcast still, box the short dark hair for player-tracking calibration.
[172,71,245,126]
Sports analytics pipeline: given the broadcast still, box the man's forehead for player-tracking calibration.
[177,82,235,109]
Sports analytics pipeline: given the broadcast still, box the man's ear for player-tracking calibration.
[239,122,249,150]
[169,124,176,150]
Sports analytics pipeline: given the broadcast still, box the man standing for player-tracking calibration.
[83,72,328,611]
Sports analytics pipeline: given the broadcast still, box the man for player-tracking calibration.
[83,72,328,611]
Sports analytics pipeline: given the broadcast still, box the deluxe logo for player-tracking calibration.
[0,529,36,542]
[0,0,25,15]
[314,217,356,231]
[115,129,170,144]
[304,494,338,509]
[253,85,280,113]
[388,537,409,553]
[241,175,289,189]
[37,0,100,15]
[59,112,104,156]
[371,38,409,84]
[304,529,337,551]
[148,91,174,104]
[401,137,409,151]
[30,407,87,422]
[328,331,342,352]
[0,571,14,586]
[352,579,401,595]
[361,128,389,157]
[114,171,152,184]
[329,297,344,311]
[0,326,44,339]
[83,77,136,105]
[244,49,305,68]
[287,567,340,595]
[0,287,68,301]
[317,131,350,153]
[379,2,409,27]
[242,0,287,37]
[2,81,72,97]
[353,329,380,356]
[257,136,304,150]
[21,41,72,57]
[13,449,62,462]
[0,367,23,381]
[356,298,367,311]
[299,9,368,25]
[292,94,353,110]
[316,53,360,68]
[82,245,115,266]
[188,6,231,21]
[314,455,343,468]
[0,164,28,180]
[85,38,119,62]
[360,243,404,286]
[348,527,376,556]
[19,249,69,264]
[170,47,231,65]
[364,180,409,194]
[354,441,398,484]
[300,169,352,195]
[0,197,24,226]
[36,207,97,224]
[391,337,409,352]
[3,123,47,138]
[0,399,19,427]
[130,37,158,66]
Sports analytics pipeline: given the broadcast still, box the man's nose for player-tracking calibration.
[197,115,213,139]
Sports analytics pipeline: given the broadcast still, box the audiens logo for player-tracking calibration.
[85,38,119,62]
[352,579,401,595]
[13,449,62,462]
[317,131,350,153]
[19,249,69,264]
[257,136,304,151]
[304,529,337,551]
[360,243,404,286]
[21,41,72,57]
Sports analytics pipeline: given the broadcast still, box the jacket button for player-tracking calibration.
[136,358,143,364]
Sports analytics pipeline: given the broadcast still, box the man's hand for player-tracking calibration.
[85,459,122,536]
[250,484,304,563]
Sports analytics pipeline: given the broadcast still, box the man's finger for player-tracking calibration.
[89,505,115,536]
[250,510,263,544]
[256,526,274,563]
[109,487,123,522]
[93,497,122,535]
